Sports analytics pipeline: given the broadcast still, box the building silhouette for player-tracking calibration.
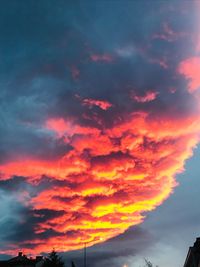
[0,252,44,267]
[184,238,200,267]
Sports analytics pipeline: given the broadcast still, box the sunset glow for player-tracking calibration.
[0,0,199,259]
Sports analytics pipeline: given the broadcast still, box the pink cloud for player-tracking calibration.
[71,65,80,80]
[153,22,188,42]
[90,53,113,63]
[131,90,159,103]
[178,57,200,92]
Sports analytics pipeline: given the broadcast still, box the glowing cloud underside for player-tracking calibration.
[0,1,200,256]
[1,110,200,254]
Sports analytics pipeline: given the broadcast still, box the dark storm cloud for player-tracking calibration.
[0,0,196,150]
[62,225,155,267]
[5,208,65,244]
[0,176,27,191]
[0,176,69,249]
[0,175,71,198]
[0,194,66,248]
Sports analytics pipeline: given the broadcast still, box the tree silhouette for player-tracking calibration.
[144,259,158,267]
[44,249,65,267]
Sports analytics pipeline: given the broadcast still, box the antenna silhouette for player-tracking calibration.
[84,242,86,267]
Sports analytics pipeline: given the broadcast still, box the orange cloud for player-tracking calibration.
[0,111,199,255]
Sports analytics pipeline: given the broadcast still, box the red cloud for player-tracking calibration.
[75,94,113,111]
[0,111,199,255]
[82,98,113,110]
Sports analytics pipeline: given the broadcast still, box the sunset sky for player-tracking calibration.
[0,1,200,267]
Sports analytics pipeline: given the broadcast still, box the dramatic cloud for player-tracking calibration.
[0,0,199,258]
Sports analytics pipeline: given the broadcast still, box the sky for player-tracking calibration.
[0,1,200,266]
